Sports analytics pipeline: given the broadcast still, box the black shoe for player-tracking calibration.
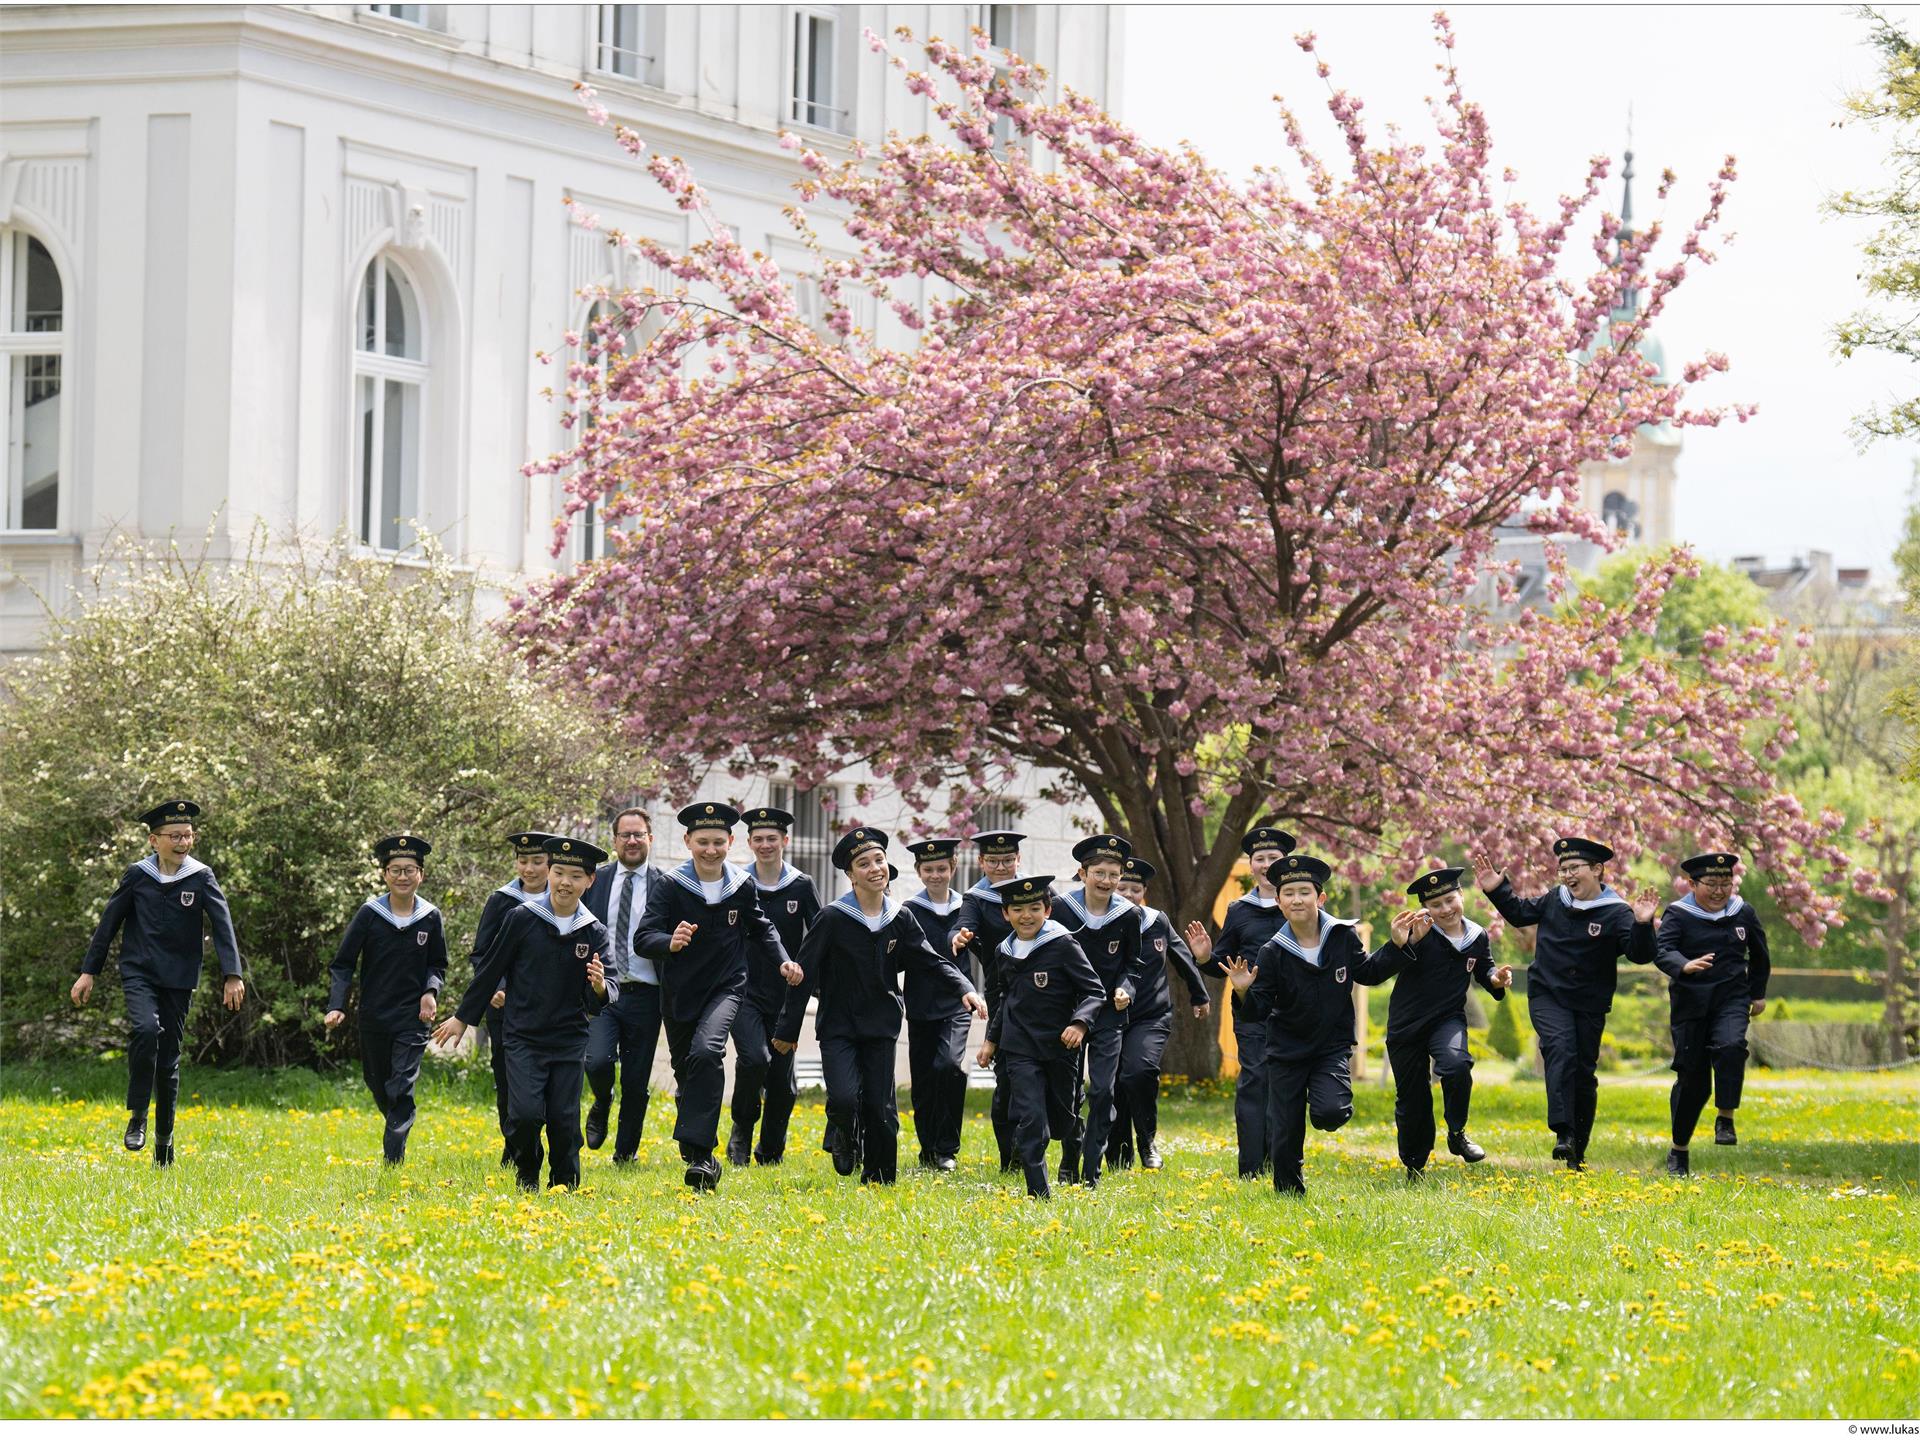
[1082,1172,1098,1192]
[831,1130,860,1177]
[611,1152,637,1167]
[1565,1153,1587,1172]
[934,1156,957,1173]
[153,1135,175,1168]
[1140,1140,1164,1171]
[1666,1146,1689,1176]
[1056,1158,1080,1187]
[1114,1140,1134,1170]
[1274,1174,1307,1196]
[725,1125,752,1167]
[753,1152,783,1167]
[1551,1137,1571,1161]
[584,1101,609,1151]
[1024,1164,1051,1200]
[684,1154,721,1191]
[1447,1130,1487,1164]
[1714,1115,1737,1146]
[124,1112,148,1152]
[1405,1165,1424,1185]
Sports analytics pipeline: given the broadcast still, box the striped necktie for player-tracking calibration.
[614,870,636,976]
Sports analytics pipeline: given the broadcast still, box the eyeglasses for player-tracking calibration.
[615,832,650,842]
[154,831,195,841]
[384,866,423,878]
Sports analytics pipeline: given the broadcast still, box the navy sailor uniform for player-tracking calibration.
[775,893,975,1183]
[1242,914,1408,1193]
[454,898,612,1190]
[1383,919,1506,1172]
[987,922,1105,1197]
[956,878,1020,1170]
[1202,894,1288,1177]
[328,894,448,1162]
[1113,905,1210,1160]
[1657,894,1771,1146]
[1050,888,1146,1184]
[903,888,972,1166]
[468,879,541,1151]
[80,854,244,1144]
[730,864,820,1163]
[634,861,790,1162]
[1484,880,1655,1163]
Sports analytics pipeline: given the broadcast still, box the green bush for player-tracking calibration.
[1486,990,1525,1060]
[0,528,649,1068]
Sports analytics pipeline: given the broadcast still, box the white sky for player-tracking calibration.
[1119,4,1920,582]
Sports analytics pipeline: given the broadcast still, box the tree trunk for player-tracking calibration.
[1882,838,1912,1063]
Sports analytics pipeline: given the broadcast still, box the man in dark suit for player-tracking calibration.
[582,807,662,1165]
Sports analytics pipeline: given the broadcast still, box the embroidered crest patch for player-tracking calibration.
[1155,938,1167,954]
[787,899,800,915]
[1108,938,1120,955]
[416,931,429,946]
[1587,921,1603,937]
[1034,972,1049,989]
[727,909,739,926]
[887,938,897,953]
[1735,926,1747,941]
[180,891,196,908]
[574,942,589,959]
[1334,966,1348,984]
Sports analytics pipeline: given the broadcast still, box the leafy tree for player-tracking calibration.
[0,529,647,1067]
[517,21,1856,1075]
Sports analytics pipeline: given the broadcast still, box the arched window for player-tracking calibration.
[0,229,65,531]
[353,253,428,551]
[1601,489,1640,541]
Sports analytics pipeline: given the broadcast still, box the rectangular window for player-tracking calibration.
[769,780,841,899]
[790,9,842,131]
[369,4,428,23]
[357,374,422,552]
[596,5,660,85]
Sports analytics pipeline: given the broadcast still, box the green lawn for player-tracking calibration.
[2,1059,1915,1418]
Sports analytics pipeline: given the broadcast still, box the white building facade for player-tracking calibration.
[0,3,1126,892]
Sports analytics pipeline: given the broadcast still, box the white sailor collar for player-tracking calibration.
[1673,893,1742,922]
[1056,887,1136,931]
[753,863,808,893]
[523,897,602,935]
[366,893,439,929]
[1236,893,1279,910]
[1559,884,1629,911]
[967,878,1004,903]
[496,878,546,902]
[670,860,752,901]
[908,889,963,917]
[1271,911,1357,963]
[137,854,206,887]
[1434,917,1485,952]
[1137,905,1166,933]
[999,918,1068,961]
[831,890,902,933]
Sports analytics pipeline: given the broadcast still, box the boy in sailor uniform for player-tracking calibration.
[1050,834,1149,1189]
[74,799,246,1167]
[1472,838,1659,1170]
[1111,856,1211,1171]
[436,837,612,1191]
[324,834,448,1165]
[951,830,1027,1173]
[1184,824,1295,1178]
[902,837,973,1172]
[1384,868,1513,1179]
[771,828,984,1184]
[976,875,1105,1200]
[467,830,554,1166]
[726,805,821,1167]
[1228,854,1415,1196]
[633,802,796,1192]
[1657,851,1771,1175]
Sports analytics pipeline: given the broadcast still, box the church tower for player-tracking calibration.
[1576,137,1681,547]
